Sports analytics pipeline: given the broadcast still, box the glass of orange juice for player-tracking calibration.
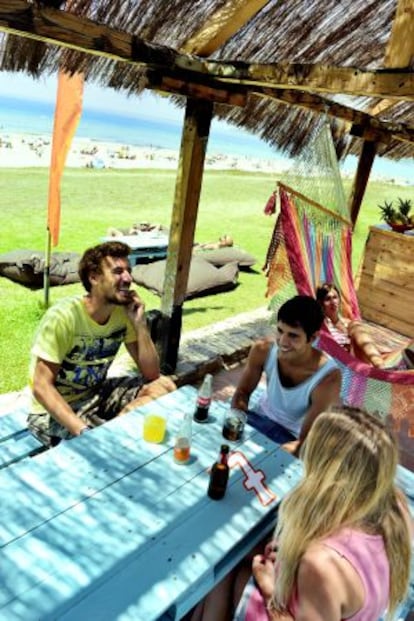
[143,412,167,443]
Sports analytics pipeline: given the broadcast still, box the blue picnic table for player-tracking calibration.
[0,385,303,621]
[102,233,168,264]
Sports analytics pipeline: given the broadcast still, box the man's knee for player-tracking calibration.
[119,375,176,413]
[141,375,177,398]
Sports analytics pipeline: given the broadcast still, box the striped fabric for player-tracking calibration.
[265,185,414,466]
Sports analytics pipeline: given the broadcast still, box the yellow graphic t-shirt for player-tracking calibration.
[29,296,136,414]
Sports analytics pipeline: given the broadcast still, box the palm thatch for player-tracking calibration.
[0,0,413,160]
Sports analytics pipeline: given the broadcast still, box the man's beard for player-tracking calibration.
[105,290,131,306]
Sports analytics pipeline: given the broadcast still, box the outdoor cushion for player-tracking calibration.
[195,246,256,269]
[0,249,80,288]
[132,255,239,299]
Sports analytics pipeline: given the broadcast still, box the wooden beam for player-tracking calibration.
[158,99,213,372]
[258,88,414,145]
[0,1,414,101]
[205,62,414,101]
[148,71,247,106]
[348,140,377,226]
[384,0,414,67]
[350,0,414,226]
[181,0,270,56]
[368,99,396,116]
[365,1,414,123]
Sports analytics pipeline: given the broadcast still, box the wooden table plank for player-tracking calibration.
[0,429,44,469]
[57,449,302,621]
[0,386,199,545]
[0,386,301,621]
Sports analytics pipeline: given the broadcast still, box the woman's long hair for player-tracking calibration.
[271,406,411,618]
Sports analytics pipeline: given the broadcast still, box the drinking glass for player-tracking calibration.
[143,412,167,443]
[222,408,247,442]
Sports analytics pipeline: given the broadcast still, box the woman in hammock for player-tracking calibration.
[316,283,414,369]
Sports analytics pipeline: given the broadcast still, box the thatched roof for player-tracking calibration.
[0,0,413,160]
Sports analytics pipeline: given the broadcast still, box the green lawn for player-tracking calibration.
[0,166,411,393]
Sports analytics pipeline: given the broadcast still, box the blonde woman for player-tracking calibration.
[191,407,412,621]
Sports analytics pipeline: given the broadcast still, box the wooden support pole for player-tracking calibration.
[157,98,213,373]
[348,140,378,227]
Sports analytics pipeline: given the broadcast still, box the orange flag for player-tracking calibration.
[47,70,84,246]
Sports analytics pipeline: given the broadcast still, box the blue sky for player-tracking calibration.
[0,71,412,181]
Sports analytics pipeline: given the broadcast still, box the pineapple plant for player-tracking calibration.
[378,200,396,223]
[378,198,414,233]
[397,198,412,224]
[378,198,414,232]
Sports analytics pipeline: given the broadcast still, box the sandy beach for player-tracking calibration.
[0,132,289,173]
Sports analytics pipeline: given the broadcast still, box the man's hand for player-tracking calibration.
[281,439,300,456]
[126,290,146,327]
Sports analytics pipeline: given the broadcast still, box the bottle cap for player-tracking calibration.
[220,444,230,453]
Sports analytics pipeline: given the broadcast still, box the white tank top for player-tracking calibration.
[258,344,338,437]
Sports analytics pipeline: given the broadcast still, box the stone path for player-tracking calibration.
[175,306,272,386]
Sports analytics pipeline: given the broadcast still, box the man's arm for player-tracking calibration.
[231,339,270,411]
[32,358,88,436]
[298,368,342,445]
[124,292,160,380]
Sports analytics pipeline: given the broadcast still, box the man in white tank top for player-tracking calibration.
[231,295,341,455]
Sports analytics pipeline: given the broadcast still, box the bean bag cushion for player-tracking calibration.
[0,250,80,288]
[194,247,256,269]
[132,256,239,299]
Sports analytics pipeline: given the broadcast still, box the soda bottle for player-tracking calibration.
[193,373,213,423]
[173,412,192,464]
[207,444,230,500]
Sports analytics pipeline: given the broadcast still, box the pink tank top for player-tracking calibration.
[289,528,390,620]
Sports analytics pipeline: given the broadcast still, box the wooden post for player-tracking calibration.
[347,139,377,227]
[157,98,213,373]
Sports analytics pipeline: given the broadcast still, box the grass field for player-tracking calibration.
[0,166,411,393]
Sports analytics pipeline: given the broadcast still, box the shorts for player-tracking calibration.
[247,411,296,444]
[234,576,269,621]
[28,375,145,447]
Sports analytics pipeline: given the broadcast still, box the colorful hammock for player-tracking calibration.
[264,183,414,469]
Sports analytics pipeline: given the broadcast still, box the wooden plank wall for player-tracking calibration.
[357,227,414,337]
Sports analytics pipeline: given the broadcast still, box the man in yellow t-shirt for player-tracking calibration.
[28,241,175,447]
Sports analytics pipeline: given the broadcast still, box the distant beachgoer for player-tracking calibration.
[107,222,167,237]
[316,282,414,369]
[28,241,176,447]
[194,235,234,250]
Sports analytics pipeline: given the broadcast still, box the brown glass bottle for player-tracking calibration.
[207,445,230,500]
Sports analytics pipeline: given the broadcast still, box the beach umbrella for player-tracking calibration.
[44,69,83,306]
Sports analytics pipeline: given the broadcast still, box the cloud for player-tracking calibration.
[0,71,184,123]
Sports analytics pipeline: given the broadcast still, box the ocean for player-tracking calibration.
[1,94,412,180]
[0,94,282,161]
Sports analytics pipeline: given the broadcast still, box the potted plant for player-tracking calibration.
[378,198,414,233]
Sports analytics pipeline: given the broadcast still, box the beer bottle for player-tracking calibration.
[207,444,230,500]
[173,412,192,465]
[193,373,213,423]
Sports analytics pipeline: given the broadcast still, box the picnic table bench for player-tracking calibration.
[0,404,45,469]
[102,233,168,264]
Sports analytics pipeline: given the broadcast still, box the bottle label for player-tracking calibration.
[197,396,211,408]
